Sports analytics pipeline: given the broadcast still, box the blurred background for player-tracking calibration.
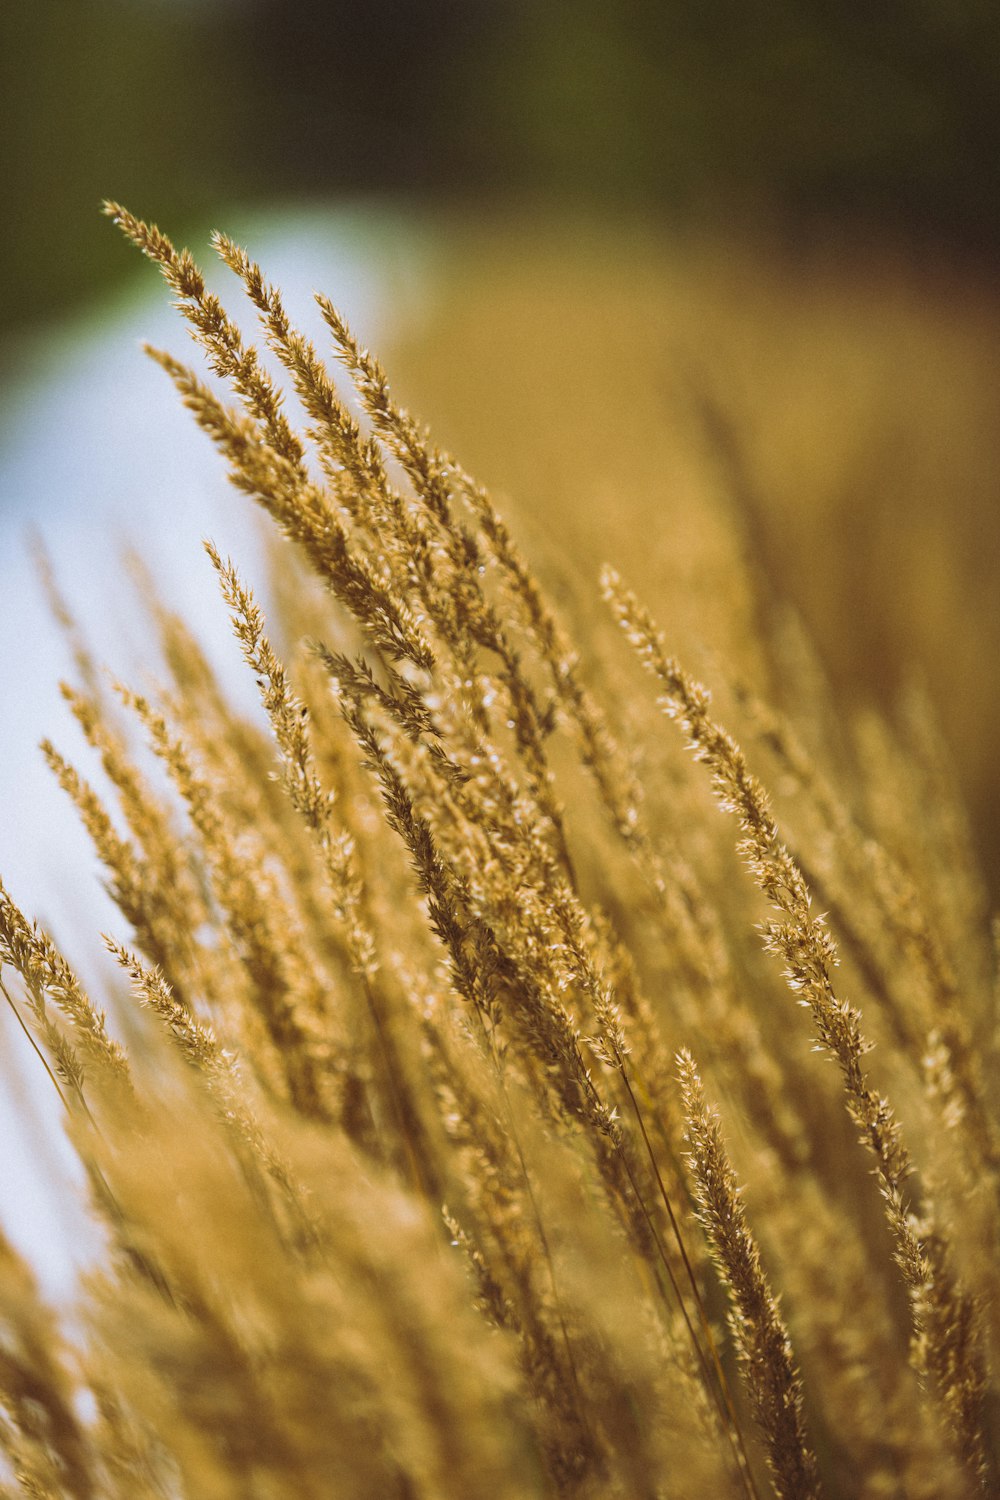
[1,0,999,1290]
[5,0,1000,341]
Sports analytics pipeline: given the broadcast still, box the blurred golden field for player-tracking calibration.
[394,214,1000,896]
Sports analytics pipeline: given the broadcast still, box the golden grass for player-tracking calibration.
[0,206,996,1497]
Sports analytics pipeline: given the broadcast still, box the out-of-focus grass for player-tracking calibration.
[395,214,1000,892]
[1,206,997,1498]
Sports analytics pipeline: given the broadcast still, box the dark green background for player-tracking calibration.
[4,0,1000,355]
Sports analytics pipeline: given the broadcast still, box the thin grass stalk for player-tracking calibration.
[678,1050,822,1500]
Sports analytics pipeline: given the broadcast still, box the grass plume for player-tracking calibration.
[0,206,995,1497]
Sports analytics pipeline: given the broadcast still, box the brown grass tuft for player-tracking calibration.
[0,208,994,1497]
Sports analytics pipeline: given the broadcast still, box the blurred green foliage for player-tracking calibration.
[3,0,999,344]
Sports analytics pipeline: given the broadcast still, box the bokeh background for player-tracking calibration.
[2,0,999,1289]
[5,0,1000,341]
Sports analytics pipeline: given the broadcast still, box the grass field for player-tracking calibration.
[0,207,996,1497]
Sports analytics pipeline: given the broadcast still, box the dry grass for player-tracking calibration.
[0,206,996,1498]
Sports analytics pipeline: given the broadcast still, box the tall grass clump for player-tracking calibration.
[0,205,997,1498]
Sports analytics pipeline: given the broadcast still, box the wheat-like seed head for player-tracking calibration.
[0,210,994,1497]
